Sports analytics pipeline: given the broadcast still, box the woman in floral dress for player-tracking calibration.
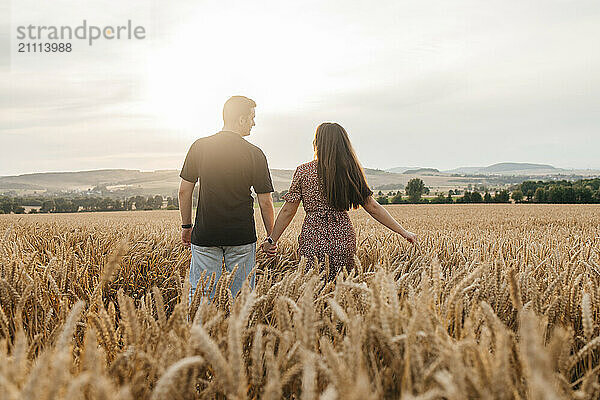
[262,122,417,278]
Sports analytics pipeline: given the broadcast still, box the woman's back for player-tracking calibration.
[285,160,338,212]
[284,160,356,278]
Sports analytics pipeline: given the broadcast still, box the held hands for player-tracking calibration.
[181,227,192,247]
[260,239,277,257]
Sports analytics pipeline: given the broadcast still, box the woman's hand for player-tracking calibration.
[402,230,418,245]
[260,240,277,257]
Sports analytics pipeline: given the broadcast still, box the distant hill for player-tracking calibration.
[0,169,182,196]
[363,168,394,176]
[482,163,560,173]
[0,169,178,189]
[2,163,598,197]
[402,168,440,175]
[387,163,566,175]
[445,162,567,175]
[444,166,481,174]
[385,166,422,174]
[0,168,412,195]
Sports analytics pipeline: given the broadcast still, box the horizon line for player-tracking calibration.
[3,162,600,178]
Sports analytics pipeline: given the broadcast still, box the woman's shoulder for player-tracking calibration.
[296,160,317,173]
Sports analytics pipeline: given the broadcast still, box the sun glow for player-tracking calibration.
[143,3,368,140]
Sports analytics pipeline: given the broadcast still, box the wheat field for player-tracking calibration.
[1,204,599,399]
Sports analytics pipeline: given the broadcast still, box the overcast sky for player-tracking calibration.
[1,0,599,176]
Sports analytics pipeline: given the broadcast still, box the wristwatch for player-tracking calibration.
[265,236,275,245]
[182,224,193,229]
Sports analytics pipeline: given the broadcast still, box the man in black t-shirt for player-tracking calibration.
[178,96,275,302]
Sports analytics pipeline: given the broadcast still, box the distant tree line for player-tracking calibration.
[0,197,26,214]
[375,178,508,205]
[514,178,600,204]
[0,195,180,214]
[0,190,294,215]
[374,177,600,205]
[375,187,511,205]
[3,177,598,214]
[376,178,441,204]
[1,190,296,215]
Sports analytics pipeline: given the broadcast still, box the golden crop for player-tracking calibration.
[0,204,599,399]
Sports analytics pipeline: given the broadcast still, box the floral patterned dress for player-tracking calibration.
[283,160,370,278]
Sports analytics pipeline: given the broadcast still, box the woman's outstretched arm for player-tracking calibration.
[261,200,301,256]
[361,195,417,244]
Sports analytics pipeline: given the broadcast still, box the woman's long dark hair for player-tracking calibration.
[314,122,372,211]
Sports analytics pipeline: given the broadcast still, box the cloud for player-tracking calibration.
[0,73,148,132]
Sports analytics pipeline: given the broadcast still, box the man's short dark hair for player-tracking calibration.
[223,96,256,124]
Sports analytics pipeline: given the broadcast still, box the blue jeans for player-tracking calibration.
[189,242,256,303]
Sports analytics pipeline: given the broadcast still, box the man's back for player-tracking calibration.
[180,130,273,246]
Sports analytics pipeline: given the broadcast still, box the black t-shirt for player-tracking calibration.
[180,131,274,246]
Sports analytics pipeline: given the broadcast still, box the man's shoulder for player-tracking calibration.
[190,134,210,145]
[189,133,219,149]
[244,140,267,158]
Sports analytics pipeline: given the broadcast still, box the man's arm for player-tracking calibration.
[178,178,195,247]
[257,192,275,236]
